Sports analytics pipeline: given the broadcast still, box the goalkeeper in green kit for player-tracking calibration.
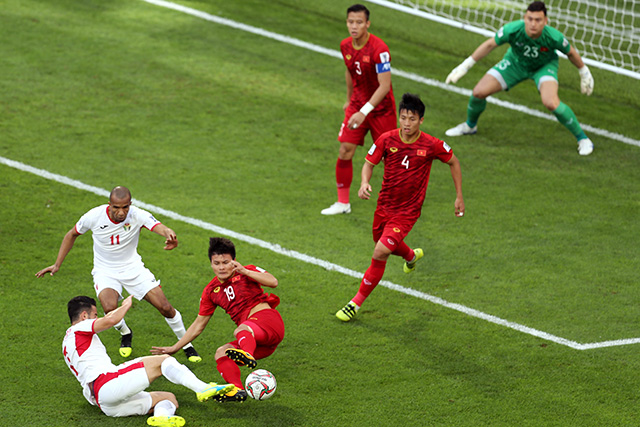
[444,1,595,156]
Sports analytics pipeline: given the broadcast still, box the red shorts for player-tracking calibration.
[232,308,284,360]
[372,209,417,251]
[338,105,397,146]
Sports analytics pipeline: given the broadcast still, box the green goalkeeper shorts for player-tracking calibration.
[488,54,560,91]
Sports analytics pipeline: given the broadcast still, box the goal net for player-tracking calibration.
[370,0,640,79]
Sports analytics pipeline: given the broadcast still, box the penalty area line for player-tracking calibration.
[2,154,637,350]
[140,0,640,148]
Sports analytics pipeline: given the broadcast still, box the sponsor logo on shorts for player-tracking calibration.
[387,238,396,246]
[364,279,372,285]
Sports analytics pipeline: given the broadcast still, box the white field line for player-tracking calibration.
[141,0,640,148]
[3,154,638,350]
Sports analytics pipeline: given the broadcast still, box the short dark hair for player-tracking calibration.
[347,4,369,20]
[67,296,96,323]
[208,237,236,260]
[527,1,547,16]
[398,93,425,119]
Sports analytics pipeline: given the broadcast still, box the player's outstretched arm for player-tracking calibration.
[445,38,497,84]
[446,154,465,217]
[94,295,133,333]
[566,46,593,95]
[151,314,212,355]
[358,161,375,200]
[152,223,178,250]
[35,227,81,277]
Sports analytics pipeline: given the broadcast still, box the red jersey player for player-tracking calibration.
[321,3,397,216]
[336,93,465,321]
[151,237,284,403]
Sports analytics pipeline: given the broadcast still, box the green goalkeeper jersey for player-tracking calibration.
[495,20,571,72]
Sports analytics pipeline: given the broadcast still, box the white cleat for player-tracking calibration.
[321,202,351,215]
[445,122,477,137]
[577,138,594,156]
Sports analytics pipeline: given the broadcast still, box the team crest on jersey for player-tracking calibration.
[363,55,370,63]
[213,286,221,293]
[346,54,352,60]
[417,149,426,156]
[389,147,398,153]
[123,223,131,231]
[541,46,549,52]
[393,227,401,233]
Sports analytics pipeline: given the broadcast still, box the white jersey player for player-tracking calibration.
[38,186,201,362]
[63,295,232,426]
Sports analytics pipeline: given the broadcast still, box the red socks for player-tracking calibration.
[392,241,414,262]
[336,158,353,204]
[353,258,387,306]
[216,356,243,388]
[235,330,257,355]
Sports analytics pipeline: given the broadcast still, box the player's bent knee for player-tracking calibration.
[215,344,234,360]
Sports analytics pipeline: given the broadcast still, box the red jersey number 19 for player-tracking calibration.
[224,286,236,301]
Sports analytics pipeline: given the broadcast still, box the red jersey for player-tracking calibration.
[199,265,280,326]
[366,129,453,219]
[341,33,395,116]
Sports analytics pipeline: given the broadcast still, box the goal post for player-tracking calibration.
[366,0,640,80]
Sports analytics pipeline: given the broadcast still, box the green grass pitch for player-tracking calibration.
[1,0,640,426]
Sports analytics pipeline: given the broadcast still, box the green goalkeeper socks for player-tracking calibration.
[466,95,486,128]
[553,102,587,141]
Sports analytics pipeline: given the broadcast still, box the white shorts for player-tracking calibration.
[92,266,159,301]
[94,359,152,417]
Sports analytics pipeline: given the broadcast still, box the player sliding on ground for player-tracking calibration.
[444,1,595,156]
[63,295,233,427]
[151,237,285,403]
[336,93,464,322]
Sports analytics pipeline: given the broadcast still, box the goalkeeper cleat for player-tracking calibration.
[197,382,235,402]
[147,415,185,427]
[403,248,424,273]
[445,122,477,137]
[321,202,351,215]
[184,345,202,363]
[213,386,248,403]
[335,301,359,322]
[577,138,594,156]
[119,332,132,358]
[225,348,257,369]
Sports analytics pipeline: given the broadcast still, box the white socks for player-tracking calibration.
[160,356,209,393]
[154,399,176,417]
[113,319,131,335]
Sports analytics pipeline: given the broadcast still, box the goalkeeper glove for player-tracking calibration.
[579,66,594,96]
[445,56,476,84]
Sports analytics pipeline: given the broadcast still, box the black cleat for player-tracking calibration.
[184,346,202,363]
[119,332,133,357]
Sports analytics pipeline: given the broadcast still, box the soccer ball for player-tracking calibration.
[244,369,277,400]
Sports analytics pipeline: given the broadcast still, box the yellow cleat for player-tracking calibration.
[197,382,235,402]
[403,248,424,273]
[119,332,132,357]
[335,301,358,322]
[213,386,248,403]
[225,348,257,369]
[147,415,185,427]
